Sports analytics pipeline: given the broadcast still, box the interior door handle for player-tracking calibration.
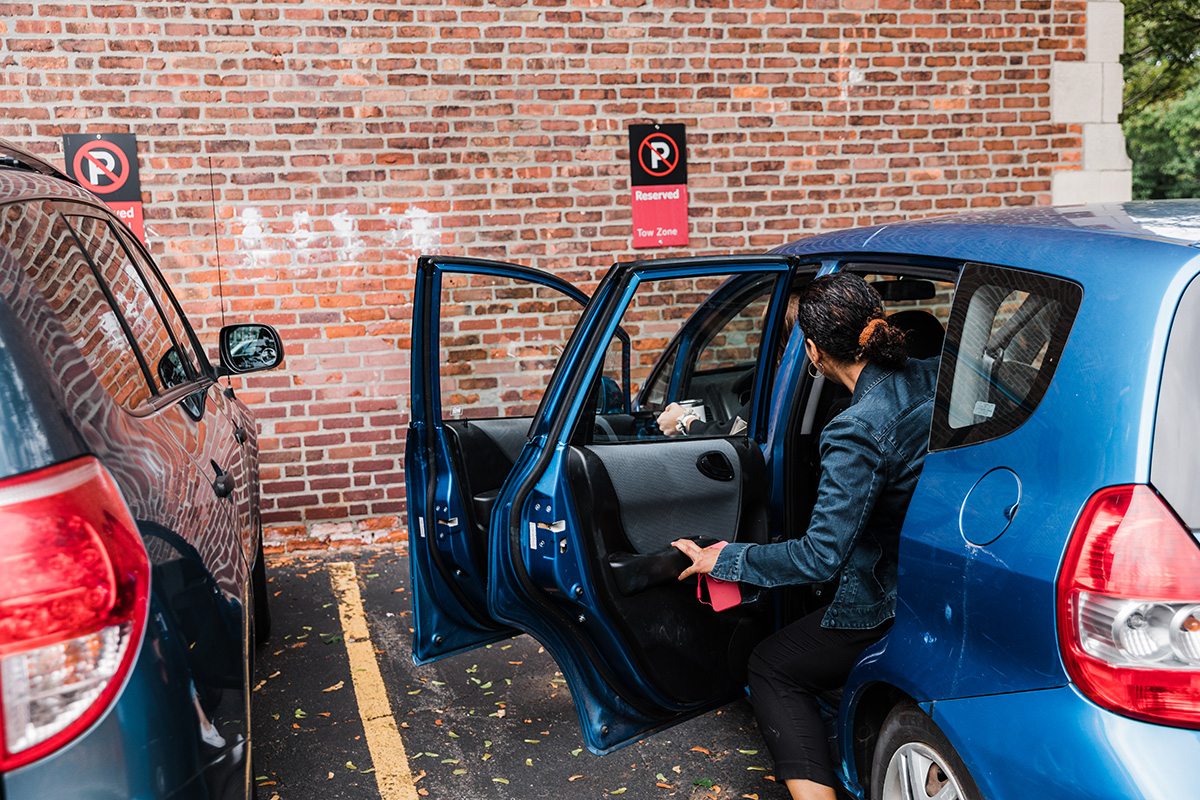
[696,450,735,482]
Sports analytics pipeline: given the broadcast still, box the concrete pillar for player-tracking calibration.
[1051,0,1133,205]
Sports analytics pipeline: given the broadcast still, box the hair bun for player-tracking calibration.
[858,317,887,348]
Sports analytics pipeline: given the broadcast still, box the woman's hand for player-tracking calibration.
[657,402,687,436]
[672,539,724,580]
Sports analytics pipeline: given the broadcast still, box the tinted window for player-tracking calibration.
[1152,274,1200,528]
[930,263,1081,451]
[2,202,154,410]
[64,214,184,392]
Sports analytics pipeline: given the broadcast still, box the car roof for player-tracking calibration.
[0,137,99,205]
[771,200,1200,284]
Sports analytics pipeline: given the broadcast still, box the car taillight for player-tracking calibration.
[0,457,150,770]
[1057,485,1200,729]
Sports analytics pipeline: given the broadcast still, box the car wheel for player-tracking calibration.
[252,535,272,644]
[871,703,982,800]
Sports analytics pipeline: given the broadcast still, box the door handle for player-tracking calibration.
[210,460,234,499]
[696,450,736,482]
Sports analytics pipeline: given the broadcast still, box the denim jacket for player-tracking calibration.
[710,357,939,629]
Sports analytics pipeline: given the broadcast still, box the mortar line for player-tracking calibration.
[328,561,419,800]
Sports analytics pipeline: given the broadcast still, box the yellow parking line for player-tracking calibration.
[328,562,419,800]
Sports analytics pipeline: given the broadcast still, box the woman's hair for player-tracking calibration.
[773,291,802,367]
[795,272,908,369]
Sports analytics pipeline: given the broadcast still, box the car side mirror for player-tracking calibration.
[218,324,284,375]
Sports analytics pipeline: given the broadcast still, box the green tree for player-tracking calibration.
[1126,84,1200,199]
[1123,0,1200,199]
[1122,0,1200,116]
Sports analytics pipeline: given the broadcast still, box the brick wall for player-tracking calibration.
[0,0,1095,551]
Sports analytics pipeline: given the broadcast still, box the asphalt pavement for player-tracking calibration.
[251,545,791,800]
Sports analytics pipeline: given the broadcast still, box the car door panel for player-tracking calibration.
[588,439,743,553]
[406,256,592,663]
[485,256,802,753]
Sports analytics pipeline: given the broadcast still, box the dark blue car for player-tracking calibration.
[407,201,1200,799]
[0,141,282,798]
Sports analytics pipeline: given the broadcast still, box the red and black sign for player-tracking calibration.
[629,123,688,249]
[62,133,146,244]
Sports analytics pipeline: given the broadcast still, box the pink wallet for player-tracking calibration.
[696,542,742,612]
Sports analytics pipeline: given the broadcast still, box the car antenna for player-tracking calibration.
[207,155,235,398]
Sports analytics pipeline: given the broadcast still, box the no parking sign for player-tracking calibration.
[629,123,688,249]
[62,133,146,243]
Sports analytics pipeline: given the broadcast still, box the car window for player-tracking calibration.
[63,213,189,393]
[930,262,1082,451]
[2,201,154,411]
[609,273,780,440]
[1151,273,1200,528]
[113,224,203,379]
[439,272,584,421]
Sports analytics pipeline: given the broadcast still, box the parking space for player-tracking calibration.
[252,545,789,800]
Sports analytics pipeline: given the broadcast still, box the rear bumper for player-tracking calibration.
[931,685,1200,800]
[3,594,248,800]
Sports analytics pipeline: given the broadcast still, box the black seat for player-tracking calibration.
[888,309,945,359]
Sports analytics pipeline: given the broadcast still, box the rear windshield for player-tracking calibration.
[1152,273,1200,529]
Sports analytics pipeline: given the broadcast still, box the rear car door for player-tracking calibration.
[484,255,803,753]
[405,256,595,663]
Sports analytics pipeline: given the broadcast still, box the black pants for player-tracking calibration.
[746,606,892,787]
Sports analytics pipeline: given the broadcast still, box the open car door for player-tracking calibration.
[405,255,600,663]
[485,255,811,753]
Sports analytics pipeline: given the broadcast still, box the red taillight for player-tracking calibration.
[0,457,150,770]
[1057,485,1200,729]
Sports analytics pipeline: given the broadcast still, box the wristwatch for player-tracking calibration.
[676,412,699,434]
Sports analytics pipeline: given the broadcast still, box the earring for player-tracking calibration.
[807,361,822,379]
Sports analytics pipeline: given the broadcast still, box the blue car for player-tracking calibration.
[406,201,1200,799]
[0,140,283,799]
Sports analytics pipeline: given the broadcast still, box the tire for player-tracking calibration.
[251,535,272,644]
[871,703,983,800]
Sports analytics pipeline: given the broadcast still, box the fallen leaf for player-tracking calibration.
[326,772,333,780]
[346,761,356,770]
[742,794,760,799]
[317,712,330,717]
[492,778,509,785]
[294,709,307,719]
[453,769,466,775]
[568,775,584,782]
[747,766,766,771]
[571,748,582,756]
[691,746,710,754]
[323,682,345,693]
[738,749,758,755]
[657,783,675,789]
[610,789,626,795]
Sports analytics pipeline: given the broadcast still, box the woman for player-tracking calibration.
[672,272,939,800]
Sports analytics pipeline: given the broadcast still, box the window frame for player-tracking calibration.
[929,261,1083,452]
[57,202,213,415]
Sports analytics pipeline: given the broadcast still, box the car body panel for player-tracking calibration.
[929,686,1200,800]
[0,143,278,800]
[405,255,591,664]
[485,256,796,753]
[407,201,1200,791]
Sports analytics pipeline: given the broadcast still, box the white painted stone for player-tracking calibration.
[1100,170,1133,202]
[1102,62,1125,123]
[1087,1,1126,64]
[1052,62,1104,124]
[1084,123,1132,171]
[1053,171,1103,206]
